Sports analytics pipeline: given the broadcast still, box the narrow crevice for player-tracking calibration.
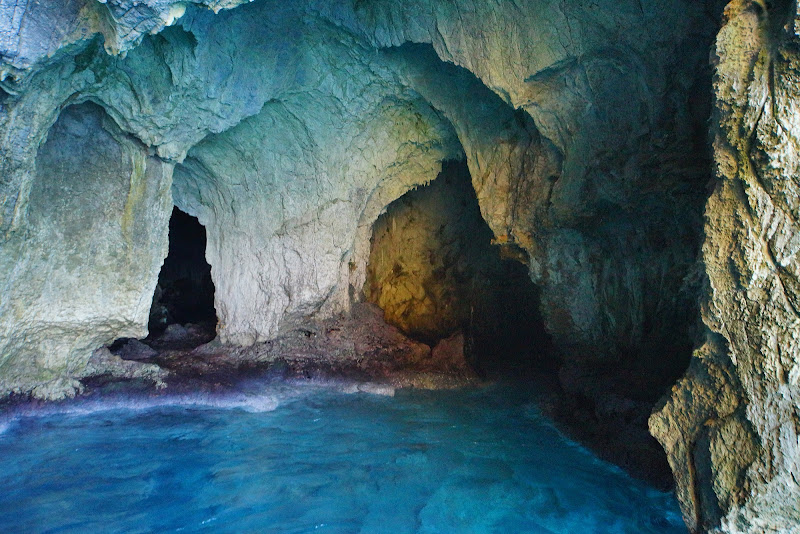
[146,206,217,348]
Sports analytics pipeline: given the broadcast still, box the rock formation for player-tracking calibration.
[651,1,800,531]
[364,158,546,370]
[0,0,711,394]
[2,0,797,531]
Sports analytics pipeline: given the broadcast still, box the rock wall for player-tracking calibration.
[0,102,172,399]
[353,4,715,368]
[651,1,800,532]
[365,160,497,343]
[1,0,715,403]
[5,3,784,530]
[364,159,548,372]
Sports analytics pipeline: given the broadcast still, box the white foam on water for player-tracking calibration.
[212,393,281,413]
[0,377,399,430]
[0,389,286,427]
[284,377,396,397]
[356,382,396,396]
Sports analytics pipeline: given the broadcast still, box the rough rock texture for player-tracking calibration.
[650,2,800,532]
[105,303,478,395]
[365,159,545,355]
[368,12,711,385]
[0,1,714,401]
[0,0,248,78]
[0,2,762,530]
[366,160,495,341]
[0,101,171,399]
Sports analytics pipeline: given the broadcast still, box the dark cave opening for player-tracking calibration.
[145,206,217,348]
[364,159,553,377]
[108,209,217,361]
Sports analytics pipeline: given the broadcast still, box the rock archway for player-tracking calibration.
[7,1,791,531]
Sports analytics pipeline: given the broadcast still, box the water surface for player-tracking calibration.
[0,383,685,533]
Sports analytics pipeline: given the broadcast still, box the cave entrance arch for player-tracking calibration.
[147,206,217,348]
[364,159,551,376]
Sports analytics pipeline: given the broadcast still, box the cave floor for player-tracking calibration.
[92,303,480,397]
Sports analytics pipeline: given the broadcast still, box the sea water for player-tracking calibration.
[0,382,686,533]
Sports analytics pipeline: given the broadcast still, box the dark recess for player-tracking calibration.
[148,206,216,335]
[365,160,554,376]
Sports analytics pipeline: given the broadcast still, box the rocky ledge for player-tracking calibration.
[1,304,479,409]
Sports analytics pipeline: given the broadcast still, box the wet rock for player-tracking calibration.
[69,303,477,398]
[430,332,469,375]
[356,383,396,396]
[82,347,169,390]
[114,339,158,362]
[147,322,216,351]
[264,359,290,381]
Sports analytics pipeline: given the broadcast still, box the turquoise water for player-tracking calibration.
[0,383,685,533]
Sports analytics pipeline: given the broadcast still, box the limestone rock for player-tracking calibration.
[0,0,249,77]
[651,1,800,531]
[81,346,169,389]
[0,3,772,530]
[113,339,158,361]
[365,160,503,342]
[0,102,171,399]
[0,0,713,394]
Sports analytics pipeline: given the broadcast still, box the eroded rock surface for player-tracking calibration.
[101,303,478,395]
[651,1,800,532]
[0,1,713,402]
[364,159,546,361]
[0,101,171,399]
[2,2,779,531]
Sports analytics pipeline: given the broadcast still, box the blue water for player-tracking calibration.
[0,383,685,533]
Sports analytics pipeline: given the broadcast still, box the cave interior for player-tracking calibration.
[3,0,800,531]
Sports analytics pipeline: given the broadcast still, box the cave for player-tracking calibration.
[1,0,798,532]
[147,206,217,344]
[365,159,552,376]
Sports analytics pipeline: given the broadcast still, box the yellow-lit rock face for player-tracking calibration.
[651,2,800,532]
[364,160,549,375]
[365,161,501,343]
